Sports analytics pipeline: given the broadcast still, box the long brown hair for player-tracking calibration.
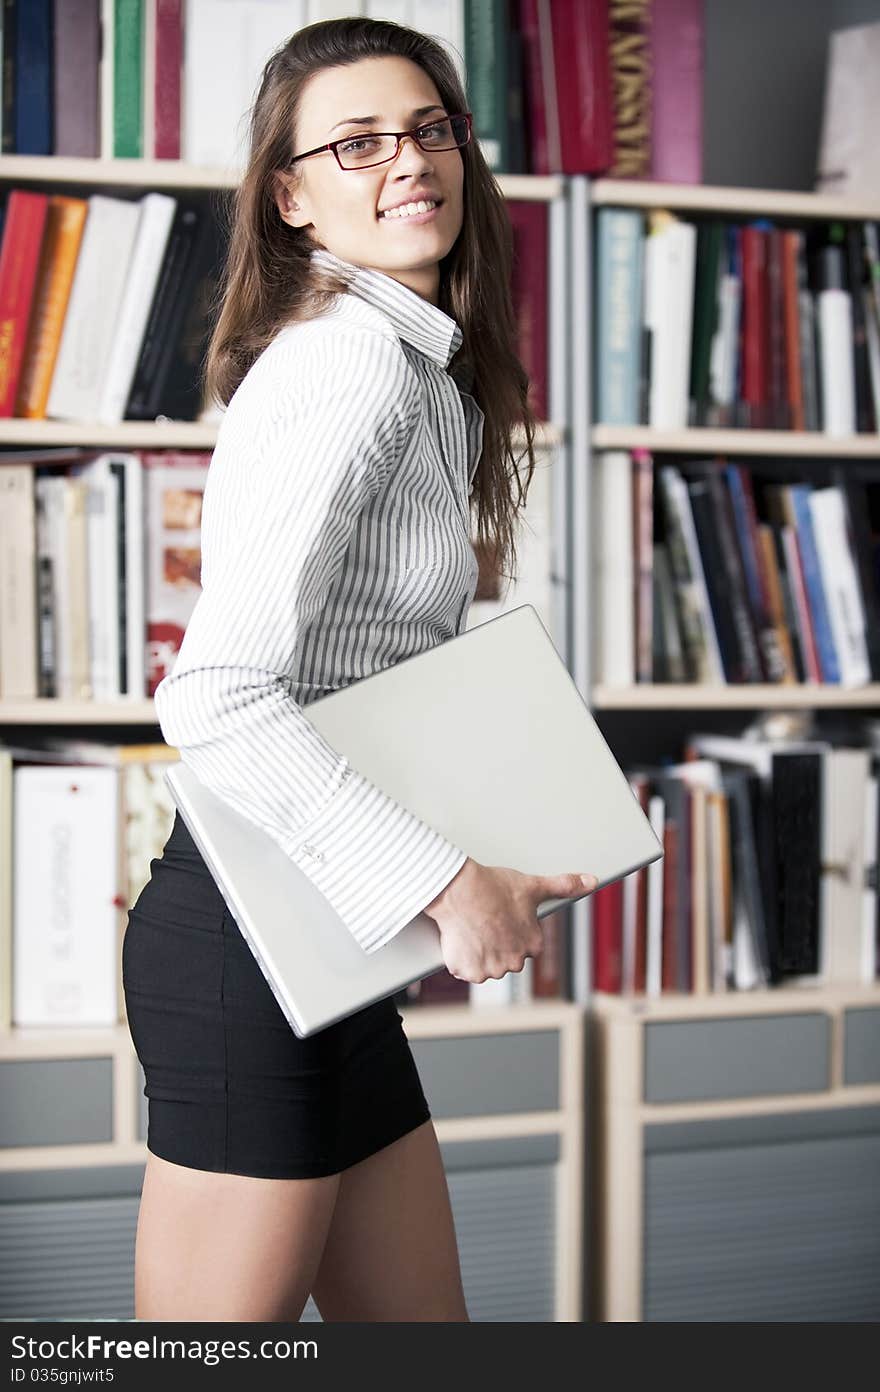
[203,15,538,585]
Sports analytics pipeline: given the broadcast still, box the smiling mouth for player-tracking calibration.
[378,198,443,222]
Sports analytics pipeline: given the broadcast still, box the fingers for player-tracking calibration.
[532,871,598,899]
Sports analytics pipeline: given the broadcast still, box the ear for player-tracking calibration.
[272,170,311,230]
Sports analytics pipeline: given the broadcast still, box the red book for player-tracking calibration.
[508,200,549,421]
[661,820,678,993]
[740,224,771,429]
[517,0,553,176]
[630,776,650,992]
[155,0,183,160]
[782,230,805,432]
[550,0,614,174]
[0,191,49,417]
[592,880,623,993]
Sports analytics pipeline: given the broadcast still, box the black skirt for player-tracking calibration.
[122,809,431,1179]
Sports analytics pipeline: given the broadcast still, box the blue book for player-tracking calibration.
[790,484,840,683]
[14,0,53,155]
[595,208,644,425]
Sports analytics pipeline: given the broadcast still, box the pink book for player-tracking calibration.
[508,201,549,421]
[650,0,703,184]
[155,0,183,159]
[517,0,550,175]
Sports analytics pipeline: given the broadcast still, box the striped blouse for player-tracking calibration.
[154,246,485,954]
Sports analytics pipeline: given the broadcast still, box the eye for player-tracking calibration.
[338,134,382,155]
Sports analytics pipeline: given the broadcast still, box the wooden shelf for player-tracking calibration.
[590,982,880,1020]
[591,683,880,710]
[591,178,880,222]
[0,999,579,1059]
[0,418,563,450]
[0,154,565,203]
[0,699,159,724]
[591,424,880,457]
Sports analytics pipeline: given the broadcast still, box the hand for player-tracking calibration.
[423,858,599,984]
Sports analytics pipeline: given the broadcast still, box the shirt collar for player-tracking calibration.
[309,247,463,370]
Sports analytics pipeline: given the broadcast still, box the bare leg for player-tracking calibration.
[310,1119,469,1321]
[134,1150,341,1321]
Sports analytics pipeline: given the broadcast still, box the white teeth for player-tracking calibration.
[380,199,437,220]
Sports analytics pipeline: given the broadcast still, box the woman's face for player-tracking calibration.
[274,55,465,304]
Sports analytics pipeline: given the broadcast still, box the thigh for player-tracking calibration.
[310,1118,469,1322]
[135,1151,341,1322]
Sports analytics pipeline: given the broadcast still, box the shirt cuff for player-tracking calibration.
[280,763,469,954]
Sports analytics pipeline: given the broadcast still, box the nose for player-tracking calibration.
[391,132,433,170]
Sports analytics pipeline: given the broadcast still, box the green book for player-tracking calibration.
[114,0,143,158]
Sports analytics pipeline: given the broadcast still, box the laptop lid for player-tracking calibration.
[164,604,663,1036]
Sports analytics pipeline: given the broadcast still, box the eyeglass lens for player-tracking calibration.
[335,114,470,168]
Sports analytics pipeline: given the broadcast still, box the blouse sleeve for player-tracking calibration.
[153,326,467,954]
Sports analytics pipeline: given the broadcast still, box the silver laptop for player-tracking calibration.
[164,604,662,1036]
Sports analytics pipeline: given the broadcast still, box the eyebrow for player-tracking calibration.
[329,105,446,135]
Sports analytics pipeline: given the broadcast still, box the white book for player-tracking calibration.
[13,763,120,1026]
[96,193,178,425]
[46,196,142,423]
[183,0,309,172]
[594,451,634,686]
[660,466,726,684]
[100,0,114,159]
[645,794,665,998]
[862,771,878,982]
[820,748,871,984]
[143,0,158,160]
[65,476,92,701]
[808,486,871,687]
[69,458,122,701]
[708,271,741,420]
[815,21,880,198]
[115,454,147,698]
[34,477,71,698]
[646,216,696,430]
[817,286,856,436]
[0,465,38,700]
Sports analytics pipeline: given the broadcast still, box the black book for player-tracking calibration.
[125,193,229,421]
[828,469,880,682]
[770,750,822,975]
[719,768,773,986]
[688,479,748,682]
[844,222,876,434]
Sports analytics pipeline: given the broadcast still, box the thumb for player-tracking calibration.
[538,872,598,899]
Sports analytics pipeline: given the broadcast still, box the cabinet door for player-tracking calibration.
[302,1133,560,1323]
[642,1106,880,1321]
[0,1167,142,1320]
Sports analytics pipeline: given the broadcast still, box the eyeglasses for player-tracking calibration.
[287,112,472,171]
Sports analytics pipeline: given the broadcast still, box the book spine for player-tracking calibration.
[596,207,643,425]
[607,0,651,179]
[790,484,841,683]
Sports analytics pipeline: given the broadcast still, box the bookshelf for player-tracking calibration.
[564,171,880,1006]
[0,150,583,1321]
[568,175,880,1321]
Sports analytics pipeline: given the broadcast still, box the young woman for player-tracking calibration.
[122,15,598,1323]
